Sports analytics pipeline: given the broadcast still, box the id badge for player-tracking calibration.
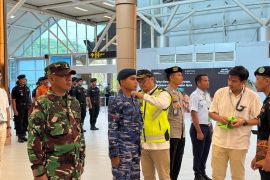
[173,108,179,116]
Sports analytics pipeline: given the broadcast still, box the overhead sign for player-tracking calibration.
[88,51,116,59]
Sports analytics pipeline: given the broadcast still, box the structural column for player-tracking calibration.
[0,0,7,89]
[116,0,136,71]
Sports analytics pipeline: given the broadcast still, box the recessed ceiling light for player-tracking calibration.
[74,7,88,12]
[10,15,16,19]
[104,15,111,19]
[103,2,115,7]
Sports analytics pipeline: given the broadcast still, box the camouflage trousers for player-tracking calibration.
[112,148,140,180]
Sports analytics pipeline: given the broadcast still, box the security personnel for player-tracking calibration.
[87,78,100,130]
[251,66,270,180]
[69,77,77,96]
[73,78,87,132]
[28,62,85,180]
[165,66,186,180]
[35,76,49,98]
[108,69,143,179]
[11,74,31,143]
[132,69,172,180]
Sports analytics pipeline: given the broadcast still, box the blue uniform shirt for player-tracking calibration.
[108,90,143,158]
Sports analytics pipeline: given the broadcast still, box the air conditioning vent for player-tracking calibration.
[215,51,234,61]
[176,53,193,63]
[159,54,175,64]
[196,53,213,62]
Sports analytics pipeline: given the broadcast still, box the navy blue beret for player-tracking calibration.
[17,74,26,80]
[254,66,270,77]
[117,68,136,81]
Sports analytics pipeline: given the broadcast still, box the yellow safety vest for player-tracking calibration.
[141,87,171,143]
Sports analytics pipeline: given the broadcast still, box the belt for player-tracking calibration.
[192,123,211,127]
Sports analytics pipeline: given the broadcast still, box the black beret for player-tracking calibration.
[117,68,136,81]
[254,66,270,77]
[76,78,83,82]
[72,77,77,82]
[136,69,153,79]
[45,62,76,76]
[17,74,26,80]
[38,76,48,82]
[90,78,97,82]
[164,66,183,75]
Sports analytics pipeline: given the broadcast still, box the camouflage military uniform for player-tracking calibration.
[28,89,85,180]
[108,90,143,180]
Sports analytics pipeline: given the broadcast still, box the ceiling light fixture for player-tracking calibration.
[104,15,111,19]
[103,2,115,7]
[10,15,16,19]
[74,7,88,12]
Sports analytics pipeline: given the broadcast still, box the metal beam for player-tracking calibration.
[163,5,180,34]
[40,0,102,10]
[10,17,51,57]
[93,14,115,51]
[77,13,108,20]
[7,24,36,31]
[30,12,74,53]
[100,35,116,51]
[137,0,206,11]
[137,12,162,34]
[166,10,196,33]
[232,0,265,26]
[7,0,26,19]
[52,17,77,52]
[6,0,96,26]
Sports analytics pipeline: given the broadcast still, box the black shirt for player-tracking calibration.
[87,86,100,104]
[11,85,31,106]
[73,86,87,107]
[257,95,270,140]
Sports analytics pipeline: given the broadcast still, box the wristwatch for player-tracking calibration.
[243,120,248,126]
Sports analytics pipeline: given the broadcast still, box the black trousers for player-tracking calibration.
[259,169,270,180]
[170,138,185,180]
[89,104,100,127]
[14,106,28,138]
[190,124,212,176]
[81,107,86,125]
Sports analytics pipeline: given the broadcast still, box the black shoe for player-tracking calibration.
[90,127,99,130]
[194,174,206,180]
[202,174,211,180]
[22,137,28,141]
[83,129,86,132]
[18,138,24,143]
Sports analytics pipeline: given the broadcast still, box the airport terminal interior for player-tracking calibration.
[1,0,270,179]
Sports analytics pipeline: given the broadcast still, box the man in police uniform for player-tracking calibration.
[69,77,77,96]
[28,62,85,180]
[108,68,143,179]
[87,78,100,130]
[164,66,186,180]
[132,69,172,180]
[73,78,87,132]
[251,66,270,180]
[11,74,31,143]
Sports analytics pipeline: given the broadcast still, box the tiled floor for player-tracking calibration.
[3,107,260,180]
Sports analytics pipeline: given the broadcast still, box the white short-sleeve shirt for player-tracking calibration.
[0,88,9,122]
[209,87,261,149]
[190,88,211,125]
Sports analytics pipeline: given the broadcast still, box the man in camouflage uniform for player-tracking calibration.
[108,69,143,180]
[28,62,85,180]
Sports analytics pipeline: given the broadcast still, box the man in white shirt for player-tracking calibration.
[132,69,171,180]
[0,71,11,178]
[190,74,212,180]
[209,66,261,180]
